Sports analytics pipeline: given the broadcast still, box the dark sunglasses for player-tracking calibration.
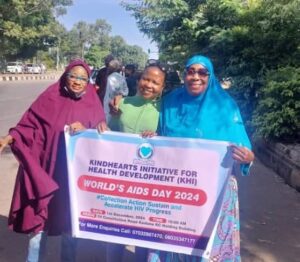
[67,73,89,83]
[186,68,209,77]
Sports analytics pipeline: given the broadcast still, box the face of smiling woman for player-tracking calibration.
[66,66,89,95]
[185,64,210,96]
[138,66,165,100]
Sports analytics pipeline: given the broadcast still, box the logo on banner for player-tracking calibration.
[137,143,154,159]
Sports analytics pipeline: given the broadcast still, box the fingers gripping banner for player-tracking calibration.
[64,129,234,257]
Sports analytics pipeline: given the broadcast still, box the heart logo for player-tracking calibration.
[138,143,154,159]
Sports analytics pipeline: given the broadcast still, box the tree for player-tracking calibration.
[123,45,148,69]
[56,19,147,69]
[48,23,69,69]
[110,35,148,69]
[91,19,112,50]
[62,20,112,62]
[252,66,300,142]
[85,44,109,68]
[0,0,73,60]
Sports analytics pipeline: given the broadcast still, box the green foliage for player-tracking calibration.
[122,0,194,66]
[85,45,109,68]
[65,19,112,60]
[252,67,300,142]
[36,50,55,69]
[57,20,147,69]
[110,36,148,69]
[0,0,73,59]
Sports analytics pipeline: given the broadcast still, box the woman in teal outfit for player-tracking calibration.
[98,63,166,262]
[147,55,254,262]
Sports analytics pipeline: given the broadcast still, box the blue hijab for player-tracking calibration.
[159,54,251,159]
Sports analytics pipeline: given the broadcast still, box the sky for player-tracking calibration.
[58,0,158,59]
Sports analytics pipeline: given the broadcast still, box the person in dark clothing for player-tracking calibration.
[164,70,181,95]
[95,54,115,102]
[124,64,138,96]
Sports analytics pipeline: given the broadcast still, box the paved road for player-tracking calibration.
[0,80,50,135]
[237,161,300,262]
[0,81,299,261]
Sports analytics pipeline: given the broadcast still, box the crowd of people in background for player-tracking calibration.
[92,55,182,103]
[0,53,254,262]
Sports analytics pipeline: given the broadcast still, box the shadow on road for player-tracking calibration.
[0,214,29,262]
[238,159,300,262]
[0,214,134,262]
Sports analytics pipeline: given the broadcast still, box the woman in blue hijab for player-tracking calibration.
[147,55,254,261]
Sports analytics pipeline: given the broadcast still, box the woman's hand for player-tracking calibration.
[141,131,157,138]
[109,95,122,116]
[0,135,13,154]
[231,145,255,164]
[69,121,86,135]
[97,121,110,133]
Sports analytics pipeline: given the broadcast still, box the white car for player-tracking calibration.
[6,62,23,73]
[26,64,41,74]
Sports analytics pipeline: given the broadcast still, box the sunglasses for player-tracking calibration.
[67,73,89,83]
[186,68,209,77]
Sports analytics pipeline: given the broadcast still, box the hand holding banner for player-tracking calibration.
[65,129,234,257]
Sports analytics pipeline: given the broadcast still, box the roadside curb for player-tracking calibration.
[0,73,60,82]
[254,139,300,192]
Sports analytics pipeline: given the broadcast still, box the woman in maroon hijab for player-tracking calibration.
[0,59,105,261]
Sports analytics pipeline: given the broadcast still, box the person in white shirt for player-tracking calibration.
[103,59,128,126]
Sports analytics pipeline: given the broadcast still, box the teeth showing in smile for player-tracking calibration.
[143,90,152,94]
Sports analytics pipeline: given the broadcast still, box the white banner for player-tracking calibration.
[64,129,233,256]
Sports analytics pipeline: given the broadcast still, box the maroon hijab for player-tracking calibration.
[8,60,105,235]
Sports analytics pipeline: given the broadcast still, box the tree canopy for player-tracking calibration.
[0,0,72,59]
[0,1,148,70]
[62,20,147,69]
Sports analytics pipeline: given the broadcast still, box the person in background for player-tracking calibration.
[98,63,167,262]
[163,69,181,95]
[95,54,115,103]
[103,59,128,128]
[40,63,46,74]
[147,54,254,262]
[125,64,138,96]
[121,65,126,76]
[0,59,105,262]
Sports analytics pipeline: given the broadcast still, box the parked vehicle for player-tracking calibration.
[6,62,23,73]
[26,63,41,74]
